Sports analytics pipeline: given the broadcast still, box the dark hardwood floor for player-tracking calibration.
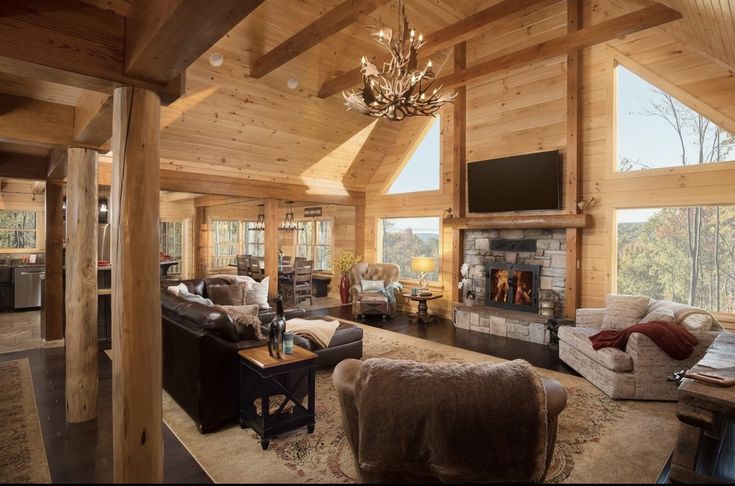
[0,305,574,483]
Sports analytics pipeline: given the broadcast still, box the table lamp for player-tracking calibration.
[411,257,436,290]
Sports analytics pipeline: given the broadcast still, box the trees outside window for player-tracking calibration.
[296,220,332,271]
[0,210,37,249]
[244,222,264,257]
[159,220,183,276]
[615,65,735,314]
[381,217,440,282]
[210,220,263,269]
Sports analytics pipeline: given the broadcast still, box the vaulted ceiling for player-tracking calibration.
[0,0,733,197]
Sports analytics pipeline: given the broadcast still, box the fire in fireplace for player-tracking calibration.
[486,262,541,313]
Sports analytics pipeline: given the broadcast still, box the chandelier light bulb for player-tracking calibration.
[287,78,299,89]
[379,29,384,40]
[209,53,224,67]
[427,59,432,68]
[410,29,415,38]
[418,33,423,42]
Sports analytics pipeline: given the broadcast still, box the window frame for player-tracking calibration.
[159,219,184,277]
[293,218,333,272]
[0,209,40,252]
[378,215,442,286]
[208,218,264,270]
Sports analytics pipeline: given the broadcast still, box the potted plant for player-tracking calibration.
[333,251,362,304]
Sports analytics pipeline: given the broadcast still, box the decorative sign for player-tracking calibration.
[304,207,322,217]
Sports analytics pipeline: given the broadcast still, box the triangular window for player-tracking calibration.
[616,65,734,171]
[387,117,441,194]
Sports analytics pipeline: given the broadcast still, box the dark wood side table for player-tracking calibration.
[402,292,443,323]
[238,345,317,450]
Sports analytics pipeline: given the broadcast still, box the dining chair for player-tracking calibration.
[284,259,313,305]
[236,255,251,276]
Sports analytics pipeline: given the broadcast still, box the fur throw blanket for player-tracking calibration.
[215,304,263,341]
[590,321,698,360]
[354,358,548,483]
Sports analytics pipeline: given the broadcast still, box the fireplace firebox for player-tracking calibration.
[485,262,541,313]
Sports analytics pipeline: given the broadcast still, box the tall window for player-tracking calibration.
[296,220,333,271]
[0,210,37,249]
[159,221,183,276]
[381,217,440,281]
[617,206,735,314]
[386,117,441,194]
[616,65,734,172]
[244,222,264,257]
[211,220,240,268]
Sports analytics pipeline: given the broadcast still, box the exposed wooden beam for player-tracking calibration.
[451,42,467,305]
[193,195,255,207]
[111,86,163,483]
[435,3,682,91]
[444,213,590,230]
[47,149,68,180]
[0,151,49,180]
[565,0,582,319]
[125,0,264,84]
[251,0,391,79]
[0,0,183,104]
[607,45,735,136]
[43,179,65,342]
[264,199,279,297]
[74,92,113,148]
[0,93,74,148]
[65,147,98,424]
[318,0,559,98]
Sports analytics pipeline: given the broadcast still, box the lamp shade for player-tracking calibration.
[411,257,436,273]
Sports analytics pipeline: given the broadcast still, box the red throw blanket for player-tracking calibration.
[589,321,698,360]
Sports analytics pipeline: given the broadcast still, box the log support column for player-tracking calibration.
[65,147,98,423]
[264,199,279,298]
[111,86,163,483]
[44,179,65,342]
[451,42,467,304]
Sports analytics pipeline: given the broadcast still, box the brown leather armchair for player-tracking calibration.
[348,262,401,320]
[332,359,568,483]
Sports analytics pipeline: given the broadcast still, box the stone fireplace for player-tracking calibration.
[453,228,567,345]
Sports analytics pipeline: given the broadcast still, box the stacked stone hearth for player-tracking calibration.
[453,228,566,345]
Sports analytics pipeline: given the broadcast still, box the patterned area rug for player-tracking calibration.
[0,358,51,483]
[162,322,680,483]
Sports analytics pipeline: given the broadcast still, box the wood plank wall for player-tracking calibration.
[361,0,735,323]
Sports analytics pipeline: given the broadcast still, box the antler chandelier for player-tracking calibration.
[343,0,455,121]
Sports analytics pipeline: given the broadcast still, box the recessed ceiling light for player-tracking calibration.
[287,78,299,89]
[209,53,224,67]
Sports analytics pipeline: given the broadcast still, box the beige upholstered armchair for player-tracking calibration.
[348,263,401,320]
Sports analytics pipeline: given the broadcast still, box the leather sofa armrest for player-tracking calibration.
[575,308,606,328]
[542,377,567,418]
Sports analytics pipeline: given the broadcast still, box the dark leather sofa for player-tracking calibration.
[161,277,363,433]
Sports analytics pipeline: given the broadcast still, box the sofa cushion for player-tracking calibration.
[245,276,271,309]
[167,282,189,296]
[602,294,649,329]
[645,300,713,332]
[559,326,633,372]
[361,279,385,292]
[639,307,676,324]
[208,284,246,306]
[178,279,205,296]
[179,290,214,306]
[327,322,364,348]
[177,301,239,342]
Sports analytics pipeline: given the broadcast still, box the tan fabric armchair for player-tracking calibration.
[348,263,401,320]
[560,300,723,400]
[332,359,567,483]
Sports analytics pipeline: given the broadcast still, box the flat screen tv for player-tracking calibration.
[467,150,561,213]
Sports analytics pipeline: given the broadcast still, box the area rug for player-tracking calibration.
[160,321,680,483]
[0,358,51,483]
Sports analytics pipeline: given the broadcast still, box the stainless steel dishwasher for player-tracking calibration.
[14,265,45,310]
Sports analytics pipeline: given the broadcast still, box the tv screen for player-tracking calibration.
[467,150,561,213]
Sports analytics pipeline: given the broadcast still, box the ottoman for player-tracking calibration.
[295,319,364,368]
[354,293,392,321]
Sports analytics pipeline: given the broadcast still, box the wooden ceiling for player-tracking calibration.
[0,0,733,193]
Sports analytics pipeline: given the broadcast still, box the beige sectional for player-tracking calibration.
[559,298,724,400]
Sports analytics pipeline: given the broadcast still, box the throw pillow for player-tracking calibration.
[639,307,676,324]
[179,290,214,306]
[245,276,271,309]
[362,279,385,292]
[208,284,246,306]
[167,282,188,296]
[602,294,650,329]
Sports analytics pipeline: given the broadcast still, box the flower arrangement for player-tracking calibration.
[334,251,362,275]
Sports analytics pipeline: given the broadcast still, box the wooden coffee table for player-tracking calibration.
[238,345,317,450]
[402,292,443,323]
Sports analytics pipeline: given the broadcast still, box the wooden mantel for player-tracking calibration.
[443,213,590,230]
